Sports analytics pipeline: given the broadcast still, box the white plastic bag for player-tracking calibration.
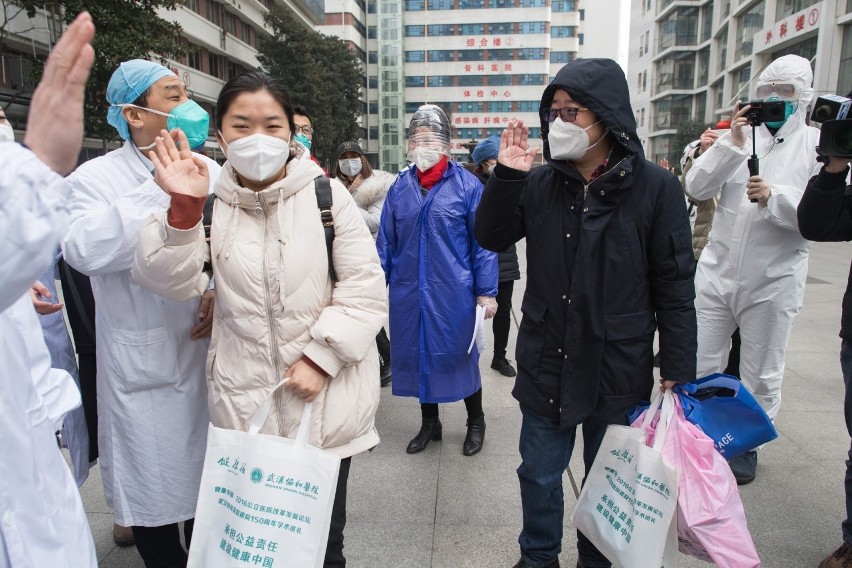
[572,389,680,568]
[188,381,341,568]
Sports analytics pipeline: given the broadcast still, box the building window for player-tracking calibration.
[578,33,584,46]
[427,24,453,35]
[518,48,545,60]
[579,8,585,20]
[403,25,422,37]
[405,0,424,10]
[428,50,456,62]
[208,53,222,79]
[520,0,545,6]
[551,25,575,38]
[493,0,514,7]
[457,50,484,61]
[521,22,547,34]
[550,51,574,63]
[405,50,425,62]
[552,1,576,11]
[735,3,764,61]
[459,0,485,7]
[840,25,852,97]
[406,76,425,87]
[777,0,821,21]
[428,75,454,87]
[205,1,221,26]
[460,24,486,34]
[186,0,199,12]
[427,0,452,8]
[518,101,538,112]
[459,75,485,86]
[369,76,378,89]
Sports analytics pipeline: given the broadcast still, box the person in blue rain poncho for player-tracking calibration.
[377,104,499,457]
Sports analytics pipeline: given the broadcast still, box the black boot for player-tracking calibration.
[463,415,486,456]
[406,417,442,454]
[379,357,392,387]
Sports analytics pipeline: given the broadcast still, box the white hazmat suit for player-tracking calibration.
[685,55,821,419]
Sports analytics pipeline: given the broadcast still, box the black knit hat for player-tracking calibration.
[336,141,364,159]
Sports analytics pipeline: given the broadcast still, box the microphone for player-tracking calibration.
[775,137,784,144]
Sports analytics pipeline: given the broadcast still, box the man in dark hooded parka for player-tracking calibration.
[475,58,697,568]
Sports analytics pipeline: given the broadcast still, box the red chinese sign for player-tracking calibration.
[755,3,822,53]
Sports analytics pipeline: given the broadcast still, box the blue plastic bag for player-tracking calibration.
[628,374,777,460]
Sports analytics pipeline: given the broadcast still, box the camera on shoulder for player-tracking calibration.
[742,100,786,126]
[811,94,852,159]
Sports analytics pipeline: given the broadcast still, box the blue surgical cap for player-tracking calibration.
[106,59,176,140]
[472,135,500,166]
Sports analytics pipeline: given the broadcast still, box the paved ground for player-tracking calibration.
[82,240,849,567]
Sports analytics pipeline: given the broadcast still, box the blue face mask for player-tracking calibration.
[129,100,210,150]
[763,97,797,130]
[294,132,312,150]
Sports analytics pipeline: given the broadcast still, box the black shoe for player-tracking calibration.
[512,559,560,568]
[379,360,392,387]
[491,357,517,377]
[462,415,486,456]
[406,417,442,454]
[729,450,757,485]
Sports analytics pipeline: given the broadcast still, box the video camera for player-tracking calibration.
[742,100,786,126]
[811,94,852,159]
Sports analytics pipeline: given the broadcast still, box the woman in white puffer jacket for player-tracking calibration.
[334,140,396,386]
[131,71,387,567]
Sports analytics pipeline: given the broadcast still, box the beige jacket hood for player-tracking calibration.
[134,149,388,458]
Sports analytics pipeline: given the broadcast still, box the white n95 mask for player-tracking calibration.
[548,117,604,161]
[408,147,442,172]
[339,158,362,177]
[220,133,290,182]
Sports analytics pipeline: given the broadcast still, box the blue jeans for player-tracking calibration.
[840,340,852,544]
[517,405,621,568]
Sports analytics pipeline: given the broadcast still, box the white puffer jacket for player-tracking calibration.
[133,149,387,458]
[349,170,396,238]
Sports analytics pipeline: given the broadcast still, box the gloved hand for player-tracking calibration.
[477,295,498,319]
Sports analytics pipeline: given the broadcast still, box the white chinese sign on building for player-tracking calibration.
[753,1,824,54]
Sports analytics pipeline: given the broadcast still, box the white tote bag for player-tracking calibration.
[188,380,341,568]
[572,389,680,568]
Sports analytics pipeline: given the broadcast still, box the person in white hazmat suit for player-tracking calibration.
[0,12,97,567]
[685,54,821,484]
[61,59,220,566]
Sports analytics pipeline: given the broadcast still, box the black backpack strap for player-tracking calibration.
[314,176,337,282]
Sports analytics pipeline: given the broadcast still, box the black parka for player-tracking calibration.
[797,166,852,340]
[475,168,520,283]
[474,59,697,427]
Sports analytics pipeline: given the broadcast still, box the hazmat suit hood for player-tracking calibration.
[539,58,642,163]
[754,54,814,132]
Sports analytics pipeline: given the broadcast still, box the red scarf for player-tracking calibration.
[416,155,449,189]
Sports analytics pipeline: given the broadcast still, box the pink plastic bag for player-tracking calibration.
[634,394,761,567]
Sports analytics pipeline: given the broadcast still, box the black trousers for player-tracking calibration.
[376,327,391,364]
[132,519,194,568]
[324,457,352,567]
[78,351,98,462]
[421,388,484,421]
[493,280,515,360]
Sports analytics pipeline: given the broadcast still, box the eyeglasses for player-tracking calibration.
[755,83,797,100]
[542,107,588,123]
[294,125,314,135]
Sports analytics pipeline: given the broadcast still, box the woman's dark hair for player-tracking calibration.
[333,154,373,184]
[215,71,294,134]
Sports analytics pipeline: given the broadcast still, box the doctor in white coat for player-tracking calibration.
[62,59,220,566]
[0,12,97,567]
[685,54,821,484]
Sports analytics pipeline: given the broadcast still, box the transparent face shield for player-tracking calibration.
[407,104,451,158]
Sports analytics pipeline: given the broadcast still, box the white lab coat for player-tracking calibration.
[685,57,821,419]
[62,141,220,527]
[0,143,96,567]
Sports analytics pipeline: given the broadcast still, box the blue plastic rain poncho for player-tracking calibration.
[106,59,176,140]
[377,159,499,403]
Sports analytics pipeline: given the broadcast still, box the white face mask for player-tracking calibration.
[408,147,442,172]
[220,132,290,182]
[0,123,14,144]
[547,117,605,161]
[339,158,362,177]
